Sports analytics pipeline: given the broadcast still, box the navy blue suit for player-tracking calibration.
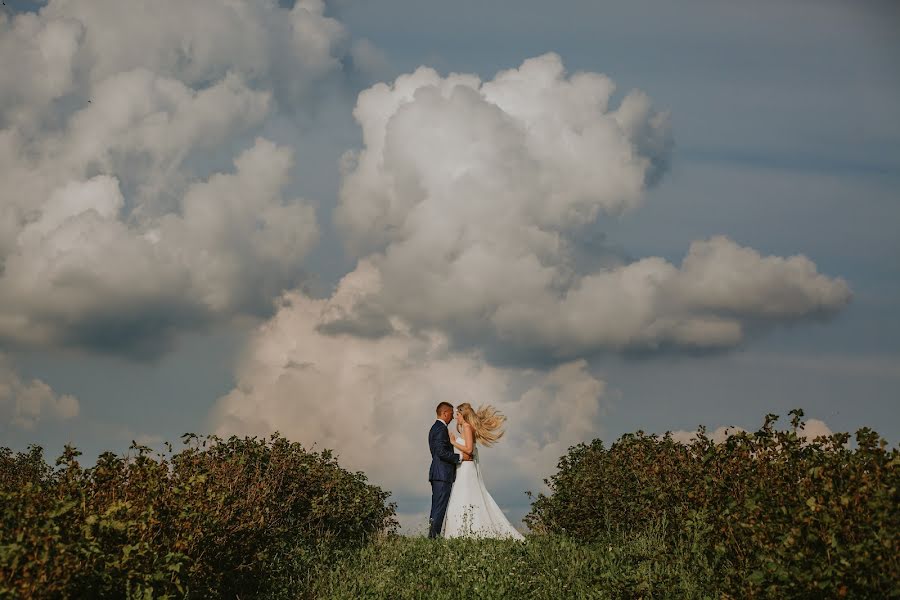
[428,419,461,538]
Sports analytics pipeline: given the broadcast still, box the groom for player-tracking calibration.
[428,402,472,538]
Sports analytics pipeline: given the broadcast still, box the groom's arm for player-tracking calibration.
[430,426,462,465]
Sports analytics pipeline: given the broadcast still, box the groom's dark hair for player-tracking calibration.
[435,401,453,414]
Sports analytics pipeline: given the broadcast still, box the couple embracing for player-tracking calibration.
[427,401,524,540]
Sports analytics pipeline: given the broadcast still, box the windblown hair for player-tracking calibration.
[456,403,506,447]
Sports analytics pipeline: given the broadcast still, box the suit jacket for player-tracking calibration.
[428,420,461,482]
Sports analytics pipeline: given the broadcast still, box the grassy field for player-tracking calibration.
[311,523,721,599]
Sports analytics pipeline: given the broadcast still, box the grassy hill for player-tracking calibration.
[313,525,718,600]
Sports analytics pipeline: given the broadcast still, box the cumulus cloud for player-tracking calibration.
[326,54,851,360]
[0,354,79,430]
[1,0,346,129]
[491,236,852,357]
[337,53,671,257]
[0,139,317,357]
[208,53,852,522]
[0,0,358,357]
[208,265,606,500]
[798,418,833,441]
[668,418,834,445]
[668,425,746,445]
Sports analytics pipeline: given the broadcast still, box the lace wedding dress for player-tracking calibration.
[441,432,525,540]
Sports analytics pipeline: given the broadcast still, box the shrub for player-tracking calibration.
[0,433,396,599]
[525,410,900,598]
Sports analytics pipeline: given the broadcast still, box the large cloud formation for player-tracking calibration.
[0,0,352,357]
[328,53,851,359]
[4,4,854,527]
[210,55,852,526]
[209,264,605,502]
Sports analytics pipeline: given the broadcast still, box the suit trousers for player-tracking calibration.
[429,479,453,538]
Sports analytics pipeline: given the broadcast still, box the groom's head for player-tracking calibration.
[436,402,454,424]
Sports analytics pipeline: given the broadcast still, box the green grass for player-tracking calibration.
[310,523,722,599]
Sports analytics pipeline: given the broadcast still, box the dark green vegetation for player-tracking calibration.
[0,434,395,599]
[527,410,899,598]
[2,410,897,599]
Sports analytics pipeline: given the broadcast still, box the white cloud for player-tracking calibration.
[668,418,834,445]
[798,418,833,441]
[0,354,79,430]
[200,52,858,525]
[668,425,747,445]
[328,54,850,359]
[208,265,607,499]
[0,139,317,356]
[1,0,346,127]
[492,236,851,356]
[0,0,356,356]
[337,53,670,257]
[0,11,83,130]
[3,5,861,528]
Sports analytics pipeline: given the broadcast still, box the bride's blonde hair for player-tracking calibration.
[456,403,506,447]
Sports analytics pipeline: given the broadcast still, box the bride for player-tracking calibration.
[441,403,525,540]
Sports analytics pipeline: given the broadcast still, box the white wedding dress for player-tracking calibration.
[441,431,525,540]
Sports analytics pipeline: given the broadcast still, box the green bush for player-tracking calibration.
[525,410,900,598]
[3,409,897,598]
[0,433,397,599]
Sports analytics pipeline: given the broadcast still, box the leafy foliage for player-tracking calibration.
[0,433,396,599]
[525,410,900,598]
[3,409,897,598]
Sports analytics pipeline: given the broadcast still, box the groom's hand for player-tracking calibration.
[461,452,473,461]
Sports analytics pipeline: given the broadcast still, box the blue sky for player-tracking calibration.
[1,0,898,529]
